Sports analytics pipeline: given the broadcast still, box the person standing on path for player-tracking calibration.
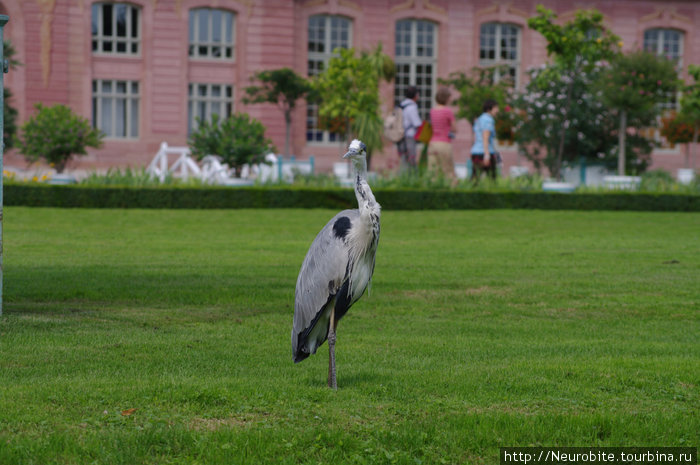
[427,87,457,183]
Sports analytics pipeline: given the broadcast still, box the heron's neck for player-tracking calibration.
[352,158,379,217]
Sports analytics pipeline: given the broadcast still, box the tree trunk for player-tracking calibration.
[284,110,292,157]
[555,78,575,181]
[55,158,68,174]
[618,110,627,176]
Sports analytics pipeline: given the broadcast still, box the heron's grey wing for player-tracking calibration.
[292,209,359,361]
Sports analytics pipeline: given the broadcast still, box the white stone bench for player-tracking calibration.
[603,175,641,190]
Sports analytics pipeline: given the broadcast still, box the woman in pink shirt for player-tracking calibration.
[427,87,457,183]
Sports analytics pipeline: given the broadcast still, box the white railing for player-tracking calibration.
[146,142,315,185]
[147,142,202,183]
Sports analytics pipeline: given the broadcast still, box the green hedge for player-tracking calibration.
[4,183,700,211]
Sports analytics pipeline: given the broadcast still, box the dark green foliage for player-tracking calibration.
[521,6,621,178]
[15,103,104,173]
[440,67,512,125]
[597,50,680,174]
[243,68,311,109]
[242,68,311,156]
[313,45,393,166]
[3,88,17,149]
[598,51,679,115]
[527,5,620,66]
[5,184,698,212]
[3,40,19,150]
[188,113,275,176]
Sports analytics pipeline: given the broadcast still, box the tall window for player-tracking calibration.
[188,83,234,134]
[91,3,140,55]
[189,8,235,60]
[642,28,684,148]
[307,15,352,143]
[479,23,521,88]
[644,28,683,110]
[394,19,437,120]
[92,80,140,138]
[644,28,683,63]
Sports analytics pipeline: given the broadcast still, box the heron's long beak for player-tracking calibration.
[342,151,354,159]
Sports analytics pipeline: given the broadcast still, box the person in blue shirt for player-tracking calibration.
[470,99,501,184]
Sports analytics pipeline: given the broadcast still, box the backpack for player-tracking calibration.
[383,103,406,143]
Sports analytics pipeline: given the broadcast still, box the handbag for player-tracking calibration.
[414,121,432,144]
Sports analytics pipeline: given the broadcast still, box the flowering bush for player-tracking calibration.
[661,114,695,145]
[16,103,104,173]
[440,66,513,125]
[598,51,679,117]
[512,62,657,175]
[495,105,520,143]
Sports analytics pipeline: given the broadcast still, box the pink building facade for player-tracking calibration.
[1,0,699,175]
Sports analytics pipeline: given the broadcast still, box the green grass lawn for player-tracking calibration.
[1,207,698,464]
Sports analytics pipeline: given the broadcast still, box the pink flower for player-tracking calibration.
[505,105,511,112]
[639,90,645,95]
[657,80,662,85]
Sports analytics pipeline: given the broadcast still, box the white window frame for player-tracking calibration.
[188,8,236,61]
[479,22,521,89]
[394,19,438,121]
[307,15,353,145]
[188,83,234,134]
[92,79,140,139]
[91,3,141,56]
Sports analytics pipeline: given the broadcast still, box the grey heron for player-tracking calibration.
[291,139,381,389]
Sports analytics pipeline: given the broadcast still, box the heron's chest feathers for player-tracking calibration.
[345,206,380,299]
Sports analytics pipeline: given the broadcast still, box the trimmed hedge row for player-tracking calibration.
[4,183,700,211]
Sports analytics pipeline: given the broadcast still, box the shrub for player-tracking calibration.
[80,167,207,187]
[639,169,677,192]
[16,103,104,173]
[188,113,275,177]
[4,184,698,212]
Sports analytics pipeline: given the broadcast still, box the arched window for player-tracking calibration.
[189,8,235,60]
[306,15,352,143]
[92,2,141,55]
[394,19,437,120]
[479,22,520,88]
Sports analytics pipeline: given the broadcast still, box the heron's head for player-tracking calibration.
[343,139,367,161]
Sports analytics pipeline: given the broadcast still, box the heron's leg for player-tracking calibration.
[327,307,337,390]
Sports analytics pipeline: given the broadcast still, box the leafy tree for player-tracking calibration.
[661,113,695,168]
[526,5,620,178]
[598,50,679,174]
[242,68,311,156]
[3,40,20,150]
[16,103,104,173]
[514,65,618,174]
[188,113,275,177]
[677,64,700,169]
[440,66,512,125]
[313,44,393,167]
